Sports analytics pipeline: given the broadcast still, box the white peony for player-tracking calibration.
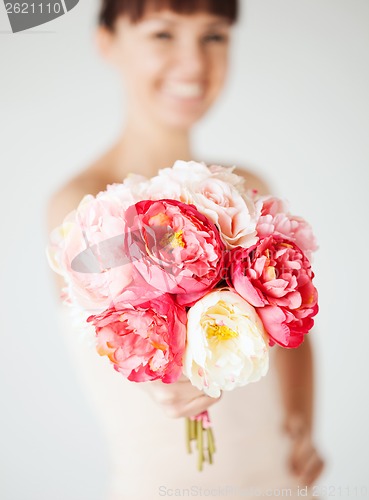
[183,288,269,398]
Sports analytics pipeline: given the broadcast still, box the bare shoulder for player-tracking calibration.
[47,156,112,232]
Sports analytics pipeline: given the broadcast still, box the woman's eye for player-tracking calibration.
[203,33,228,44]
[153,32,173,40]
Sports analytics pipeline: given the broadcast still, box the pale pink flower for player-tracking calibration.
[208,164,249,194]
[189,177,260,249]
[256,196,318,260]
[147,161,260,249]
[47,193,134,313]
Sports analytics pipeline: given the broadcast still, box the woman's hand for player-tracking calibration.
[284,413,325,486]
[140,374,222,419]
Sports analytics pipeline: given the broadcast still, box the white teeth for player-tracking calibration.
[164,82,204,98]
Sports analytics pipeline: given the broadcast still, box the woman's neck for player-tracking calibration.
[109,116,194,180]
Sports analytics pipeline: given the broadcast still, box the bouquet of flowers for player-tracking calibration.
[47,161,318,471]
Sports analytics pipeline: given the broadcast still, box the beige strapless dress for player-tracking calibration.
[57,304,316,500]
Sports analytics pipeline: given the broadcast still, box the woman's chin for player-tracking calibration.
[153,93,212,129]
[157,107,210,130]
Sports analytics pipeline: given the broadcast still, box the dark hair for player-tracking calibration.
[99,0,239,31]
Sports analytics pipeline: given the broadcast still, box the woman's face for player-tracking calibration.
[99,9,232,130]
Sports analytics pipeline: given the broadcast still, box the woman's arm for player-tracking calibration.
[274,335,314,433]
[274,334,325,485]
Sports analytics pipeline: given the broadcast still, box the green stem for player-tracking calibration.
[197,420,203,471]
[207,427,216,455]
[185,418,192,453]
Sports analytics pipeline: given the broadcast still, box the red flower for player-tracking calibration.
[123,199,226,306]
[87,295,187,383]
[227,236,318,348]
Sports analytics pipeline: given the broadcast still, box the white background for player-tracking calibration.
[1,1,368,499]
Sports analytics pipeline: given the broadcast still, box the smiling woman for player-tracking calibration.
[96,0,236,130]
[47,0,324,498]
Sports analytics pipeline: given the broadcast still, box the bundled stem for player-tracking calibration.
[185,412,215,471]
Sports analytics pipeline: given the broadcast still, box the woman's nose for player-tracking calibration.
[173,40,207,78]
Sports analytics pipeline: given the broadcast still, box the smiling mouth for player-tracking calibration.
[162,82,205,100]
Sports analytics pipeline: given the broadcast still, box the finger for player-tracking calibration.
[299,452,325,486]
[290,435,313,475]
[181,393,222,418]
[177,382,213,401]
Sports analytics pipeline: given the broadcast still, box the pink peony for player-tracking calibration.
[47,192,135,313]
[110,268,168,309]
[256,196,318,261]
[123,199,226,306]
[87,295,187,383]
[187,176,259,249]
[227,236,318,348]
